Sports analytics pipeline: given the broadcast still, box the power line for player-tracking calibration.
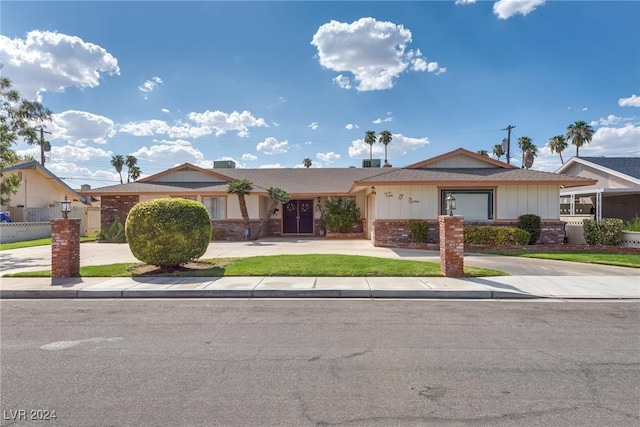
[502,125,516,165]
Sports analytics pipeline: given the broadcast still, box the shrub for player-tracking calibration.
[125,198,212,267]
[464,226,531,246]
[623,214,640,232]
[324,197,361,233]
[517,214,541,245]
[583,218,623,246]
[99,214,126,243]
[409,220,429,243]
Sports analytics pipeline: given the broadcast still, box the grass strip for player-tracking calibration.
[471,249,639,269]
[1,235,99,251]
[4,254,506,278]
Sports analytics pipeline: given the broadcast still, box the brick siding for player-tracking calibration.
[211,219,281,241]
[101,195,139,230]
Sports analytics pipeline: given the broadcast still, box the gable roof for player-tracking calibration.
[3,161,88,203]
[556,156,640,184]
[353,167,596,189]
[137,163,235,183]
[406,148,517,169]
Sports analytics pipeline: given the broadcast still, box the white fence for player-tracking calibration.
[560,215,593,245]
[0,222,51,243]
[6,206,100,236]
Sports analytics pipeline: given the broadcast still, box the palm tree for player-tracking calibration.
[227,179,253,233]
[566,120,594,158]
[255,187,291,239]
[125,155,138,183]
[523,144,538,169]
[548,135,568,165]
[492,143,505,161]
[477,149,489,157]
[378,130,392,165]
[111,154,125,184]
[517,136,535,169]
[364,131,377,160]
[303,158,312,168]
[129,166,141,182]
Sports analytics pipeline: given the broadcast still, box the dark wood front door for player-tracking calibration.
[282,200,314,234]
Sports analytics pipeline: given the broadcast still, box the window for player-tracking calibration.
[203,197,226,220]
[440,189,494,220]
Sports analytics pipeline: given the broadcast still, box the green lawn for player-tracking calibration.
[4,254,506,278]
[472,249,640,269]
[0,235,99,251]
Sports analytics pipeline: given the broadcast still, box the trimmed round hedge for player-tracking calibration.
[125,198,211,267]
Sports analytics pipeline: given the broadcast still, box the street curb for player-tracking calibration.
[3,289,634,300]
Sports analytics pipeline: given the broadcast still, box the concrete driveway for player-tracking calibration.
[1,237,637,276]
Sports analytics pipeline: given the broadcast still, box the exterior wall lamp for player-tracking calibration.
[61,195,71,219]
[446,192,456,216]
[371,186,376,195]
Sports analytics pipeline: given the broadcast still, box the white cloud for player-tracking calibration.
[304,141,313,145]
[0,30,120,100]
[590,115,622,127]
[161,108,170,114]
[582,124,640,157]
[272,121,280,127]
[49,110,115,144]
[187,110,267,137]
[455,0,477,4]
[259,163,284,169]
[138,76,162,99]
[345,124,359,130]
[373,112,394,124]
[619,94,640,107]
[348,134,430,159]
[118,119,208,139]
[316,152,341,163]
[256,137,289,155]
[493,0,545,19]
[47,161,121,185]
[333,75,352,89]
[242,153,258,161]
[308,122,319,130]
[131,139,205,164]
[311,18,445,91]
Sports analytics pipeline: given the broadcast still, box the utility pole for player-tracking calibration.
[36,127,51,166]
[502,125,516,165]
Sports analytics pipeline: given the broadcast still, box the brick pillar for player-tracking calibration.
[51,219,81,278]
[439,215,464,277]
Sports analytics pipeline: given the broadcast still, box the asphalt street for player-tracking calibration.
[1,299,639,426]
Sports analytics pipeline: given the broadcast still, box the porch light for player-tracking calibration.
[371,186,376,195]
[446,192,456,216]
[61,195,71,219]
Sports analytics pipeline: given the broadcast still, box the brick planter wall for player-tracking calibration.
[211,219,281,241]
[439,215,464,277]
[51,218,81,278]
[101,195,139,230]
[326,232,366,239]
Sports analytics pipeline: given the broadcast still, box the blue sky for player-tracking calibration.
[2,0,639,188]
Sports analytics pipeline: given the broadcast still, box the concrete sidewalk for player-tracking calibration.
[1,275,638,299]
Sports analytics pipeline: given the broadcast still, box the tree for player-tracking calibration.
[111,154,125,184]
[517,136,535,168]
[1,77,52,205]
[364,130,377,160]
[125,155,138,183]
[523,145,538,169]
[129,166,141,182]
[227,179,253,233]
[492,143,505,161]
[477,149,489,157]
[566,120,594,158]
[303,158,312,168]
[379,130,392,165]
[548,135,568,165]
[255,187,290,239]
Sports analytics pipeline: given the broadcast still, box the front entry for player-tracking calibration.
[282,200,314,234]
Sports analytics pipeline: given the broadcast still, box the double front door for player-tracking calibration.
[282,200,314,234]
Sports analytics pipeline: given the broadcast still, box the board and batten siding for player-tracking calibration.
[372,184,560,220]
[497,185,559,219]
[423,156,495,169]
[150,170,228,183]
[227,194,260,219]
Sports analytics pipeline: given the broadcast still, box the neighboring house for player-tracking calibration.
[1,161,89,220]
[556,157,640,222]
[83,148,595,245]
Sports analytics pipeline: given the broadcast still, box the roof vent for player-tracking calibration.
[362,159,381,168]
[213,160,236,169]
